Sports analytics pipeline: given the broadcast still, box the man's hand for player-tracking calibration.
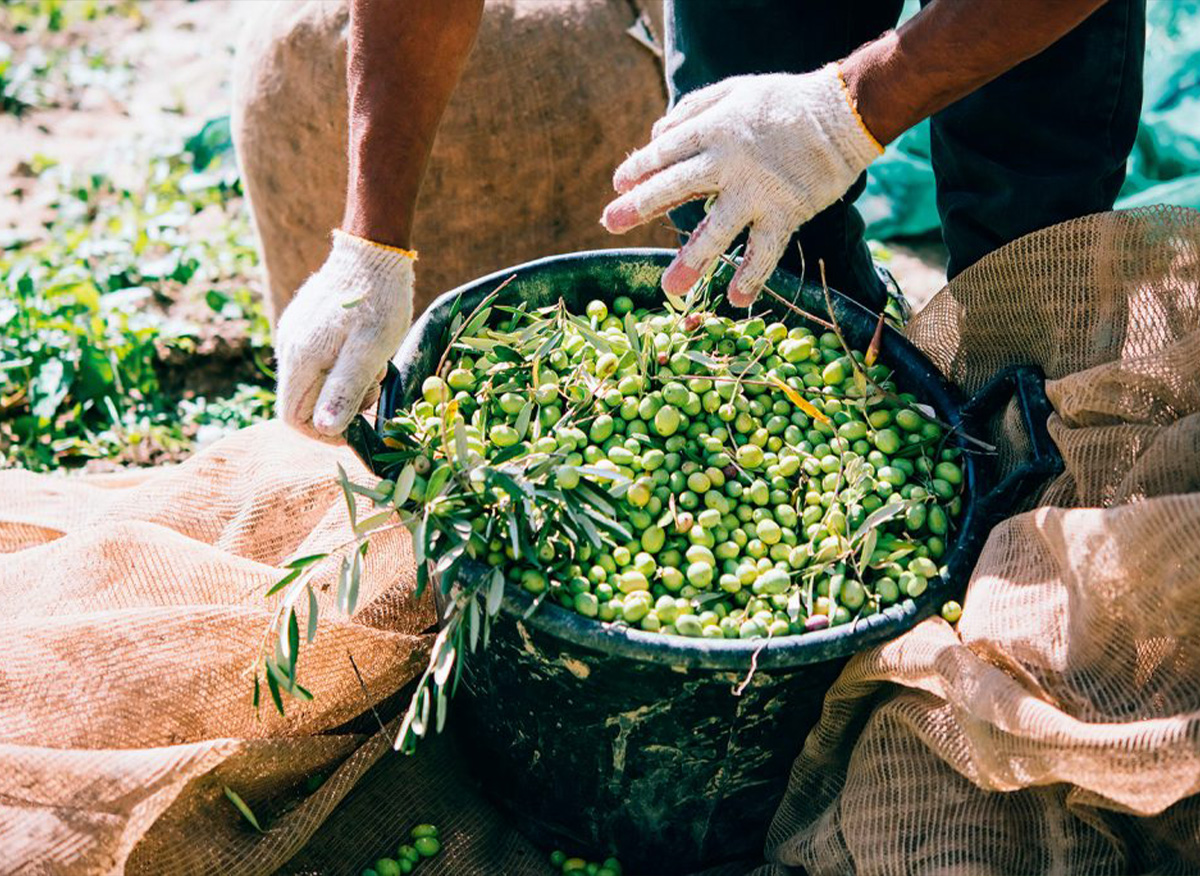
[275,231,415,440]
[602,0,1111,307]
[602,64,882,307]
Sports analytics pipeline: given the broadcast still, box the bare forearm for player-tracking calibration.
[342,0,483,248]
[842,0,1108,145]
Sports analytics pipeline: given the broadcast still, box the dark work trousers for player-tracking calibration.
[663,0,1146,307]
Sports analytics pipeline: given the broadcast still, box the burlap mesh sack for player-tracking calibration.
[760,205,1200,876]
[2,207,1198,875]
[0,426,437,875]
[230,0,674,323]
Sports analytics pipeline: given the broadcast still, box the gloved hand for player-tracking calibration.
[275,230,416,440]
[602,63,883,307]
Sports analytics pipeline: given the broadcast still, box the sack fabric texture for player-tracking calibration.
[230,0,674,324]
[1,206,1198,874]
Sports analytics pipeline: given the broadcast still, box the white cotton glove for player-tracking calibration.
[602,63,883,307]
[275,230,416,440]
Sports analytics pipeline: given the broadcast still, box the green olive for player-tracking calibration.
[586,299,608,323]
[421,375,449,404]
[653,405,682,436]
[413,836,441,857]
[894,408,923,432]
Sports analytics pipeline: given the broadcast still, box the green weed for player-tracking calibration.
[1,119,275,470]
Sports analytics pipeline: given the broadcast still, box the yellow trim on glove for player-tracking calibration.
[333,228,419,261]
[834,63,884,156]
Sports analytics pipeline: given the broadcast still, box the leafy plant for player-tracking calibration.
[0,10,136,118]
[0,0,142,35]
[1,119,274,470]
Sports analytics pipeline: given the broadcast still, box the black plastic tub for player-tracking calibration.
[348,249,1061,874]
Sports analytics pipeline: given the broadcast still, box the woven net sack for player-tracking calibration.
[230,0,674,323]
[1,207,1197,874]
[759,205,1200,876]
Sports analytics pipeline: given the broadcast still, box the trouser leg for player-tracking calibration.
[662,0,904,308]
[927,0,1146,279]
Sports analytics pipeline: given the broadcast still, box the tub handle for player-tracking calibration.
[960,365,1064,525]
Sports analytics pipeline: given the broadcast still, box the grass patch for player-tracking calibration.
[1,118,275,470]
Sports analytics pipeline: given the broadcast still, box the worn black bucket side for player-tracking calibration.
[460,607,845,873]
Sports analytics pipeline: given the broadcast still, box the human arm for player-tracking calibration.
[842,0,1109,145]
[276,0,483,440]
[602,0,1110,306]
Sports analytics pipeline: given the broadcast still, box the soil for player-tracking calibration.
[880,239,949,313]
[1,1,244,238]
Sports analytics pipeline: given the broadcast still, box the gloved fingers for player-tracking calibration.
[613,120,704,194]
[727,220,795,308]
[652,79,735,139]
[602,155,718,234]
[661,200,745,296]
[312,349,383,438]
[277,352,333,438]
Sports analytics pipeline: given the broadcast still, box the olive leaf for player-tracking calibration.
[624,312,644,369]
[684,350,720,370]
[335,558,351,614]
[336,464,358,529]
[306,585,319,643]
[286,608,299,674]
[392,464,416,507]
[412,687,430,737]
[264,661,285,716]
[768,373,830,424]
[413,515,427,566]
[453,415,469,466]
[224,786,264,833]
[434,644,456,687]
[435,684,449,734]
[486,568,504,616]
[532,329,563,363]
[514,401,535,443]
[266,552,328,596]
[858,528,879,576]
[468,597,481,652]
[354,510,393,537]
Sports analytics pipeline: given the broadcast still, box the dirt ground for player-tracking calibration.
[1,0,242,237]
[1,0,947,307]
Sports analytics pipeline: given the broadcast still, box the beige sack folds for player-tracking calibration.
[0,424,436,875]
[231,0,675,323]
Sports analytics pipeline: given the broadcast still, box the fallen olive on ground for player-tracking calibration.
[549,849,623,876]
[361,824,442,876]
